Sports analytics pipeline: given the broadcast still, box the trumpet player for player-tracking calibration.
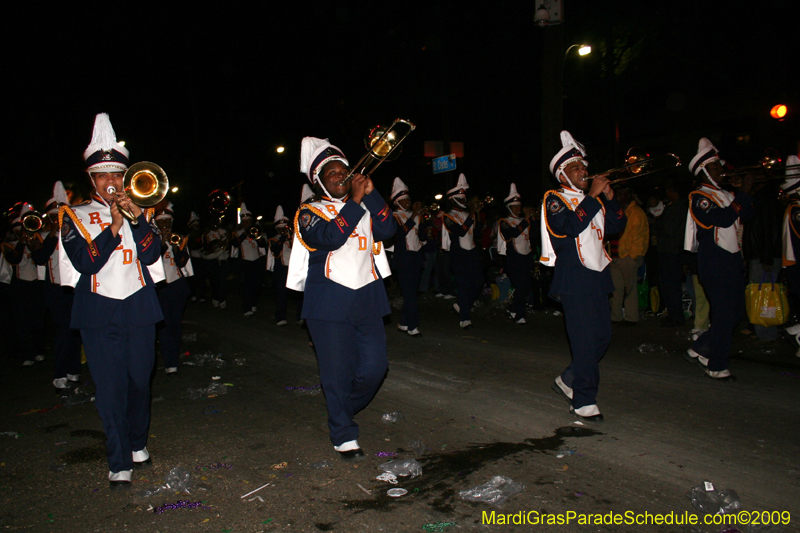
[31,183,82,387]
[2,202,47,366]
[267,205,298,325]
[542,131,627,422]
[683,138,754,381]
[154,203,192,375]
[58,113,164,487]
[390,177,424,336]
[442,173,484,329]
[201,215,230,309]
[780,155,800,355]
[231,203,266,316]
[497,183,536,325]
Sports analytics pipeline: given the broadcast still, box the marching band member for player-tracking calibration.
[2,203,46,366]
[31,183,82,387]
[287,137,396,460]
[780,155,800,356]
[683,138,753,380]
[267,205,298,325]
[390,177,424,336]
[497,183,536,325]
[186,211,207,302]
[543,131,627,422]
[231,203,266,316]
[201,215,230,309]
[442,173,484,329]
[154,203,193,374]
[58,113,164,487]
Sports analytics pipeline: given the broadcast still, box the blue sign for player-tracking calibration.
[432,154,457,174]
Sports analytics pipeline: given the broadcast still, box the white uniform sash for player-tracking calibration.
[496,216,532,256]
[201,229,230,260]
[286,199,391,291]
[782,201,799,266]
[46,234,62,284]
[394,210,422,252]
[233,235,265,261]
[441,210,475,251]
[57,200,165,299]
[539,189,611,272]
[162,243,194,283]
[0,249,12,285]
[13,244,39,281]
[684,185,739,253]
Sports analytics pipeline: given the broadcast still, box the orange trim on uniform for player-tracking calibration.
[688,191,718,230]
[542,191,569,238]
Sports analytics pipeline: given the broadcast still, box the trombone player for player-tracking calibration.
[58,113,164,487]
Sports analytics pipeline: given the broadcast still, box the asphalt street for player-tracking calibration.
[2,282,799,532]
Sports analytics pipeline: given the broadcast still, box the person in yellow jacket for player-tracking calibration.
[610,187,649,325]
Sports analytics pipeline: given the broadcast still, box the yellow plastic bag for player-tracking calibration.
[745,275,790,327]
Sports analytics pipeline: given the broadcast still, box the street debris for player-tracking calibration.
[378,458,422,478]
[382,411,405,423]
[240,482,271,499]
[387,488,408,497]
[687,482,742,515]
[459,475,525,506]
[139,467,192,497]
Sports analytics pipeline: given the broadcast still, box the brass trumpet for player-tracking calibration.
[248,226,263,240]
[21,210,44,234]
[169,233,184,247]
[338,119,416,185]
[421,202,440,221]
[107,162,169,227]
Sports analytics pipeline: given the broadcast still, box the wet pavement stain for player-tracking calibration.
[61,445,107,464]
[69,429,105,440]
[339,427,601,514]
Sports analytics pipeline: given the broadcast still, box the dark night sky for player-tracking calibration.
[5,1,798,229]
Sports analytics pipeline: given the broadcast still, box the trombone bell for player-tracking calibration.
[124,162,169,207]
[340,119,416,184]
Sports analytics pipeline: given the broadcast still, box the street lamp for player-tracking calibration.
[564,43,591,60]
[276,146,285,153]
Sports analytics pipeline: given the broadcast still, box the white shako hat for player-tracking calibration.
[780,155,800,194]
[549,131,587,181]
[504,183,522,207]
[83,113,130,174]
[274,205,288,228]
[155,202,175,221]
[299,137,349,183]
[11,202,34,226]
[689,137,726,176]
[390,177,410,205]
[446,173,469,199]
[300,184,314,205]
[188,211,200,227]
[239,202,253,218]
[44,181,69,213]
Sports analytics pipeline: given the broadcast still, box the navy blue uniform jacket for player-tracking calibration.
[298,190,396,322]
[61,210,163,329]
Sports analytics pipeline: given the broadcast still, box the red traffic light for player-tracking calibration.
[770,104,787,119]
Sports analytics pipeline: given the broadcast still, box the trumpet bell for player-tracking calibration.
[124,162,169,207]
[21,210,44,233]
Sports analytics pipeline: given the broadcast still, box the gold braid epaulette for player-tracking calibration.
[688,190,718,230]
[542,191,571,239]
[292,204,332,253]
[58,205,93,245]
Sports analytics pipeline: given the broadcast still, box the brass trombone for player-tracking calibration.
[582,150,681,184]
[338,119,416,185]
[721,149,800,183]
[107,162,169,227]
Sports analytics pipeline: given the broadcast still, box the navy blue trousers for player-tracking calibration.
[11,279,45,362]
[506,253,534,320]
[451,249,484,320]
[44,284,82,379]
[559,292,612,409]
[239,258,264,312]
[658,252,685,325]
[81,306,156,473]
[306,318,388,446]
[156,279,190,368]
[393,251,423,329]
[692,258,745,371]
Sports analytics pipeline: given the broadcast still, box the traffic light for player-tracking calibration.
[770,104,787,120]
